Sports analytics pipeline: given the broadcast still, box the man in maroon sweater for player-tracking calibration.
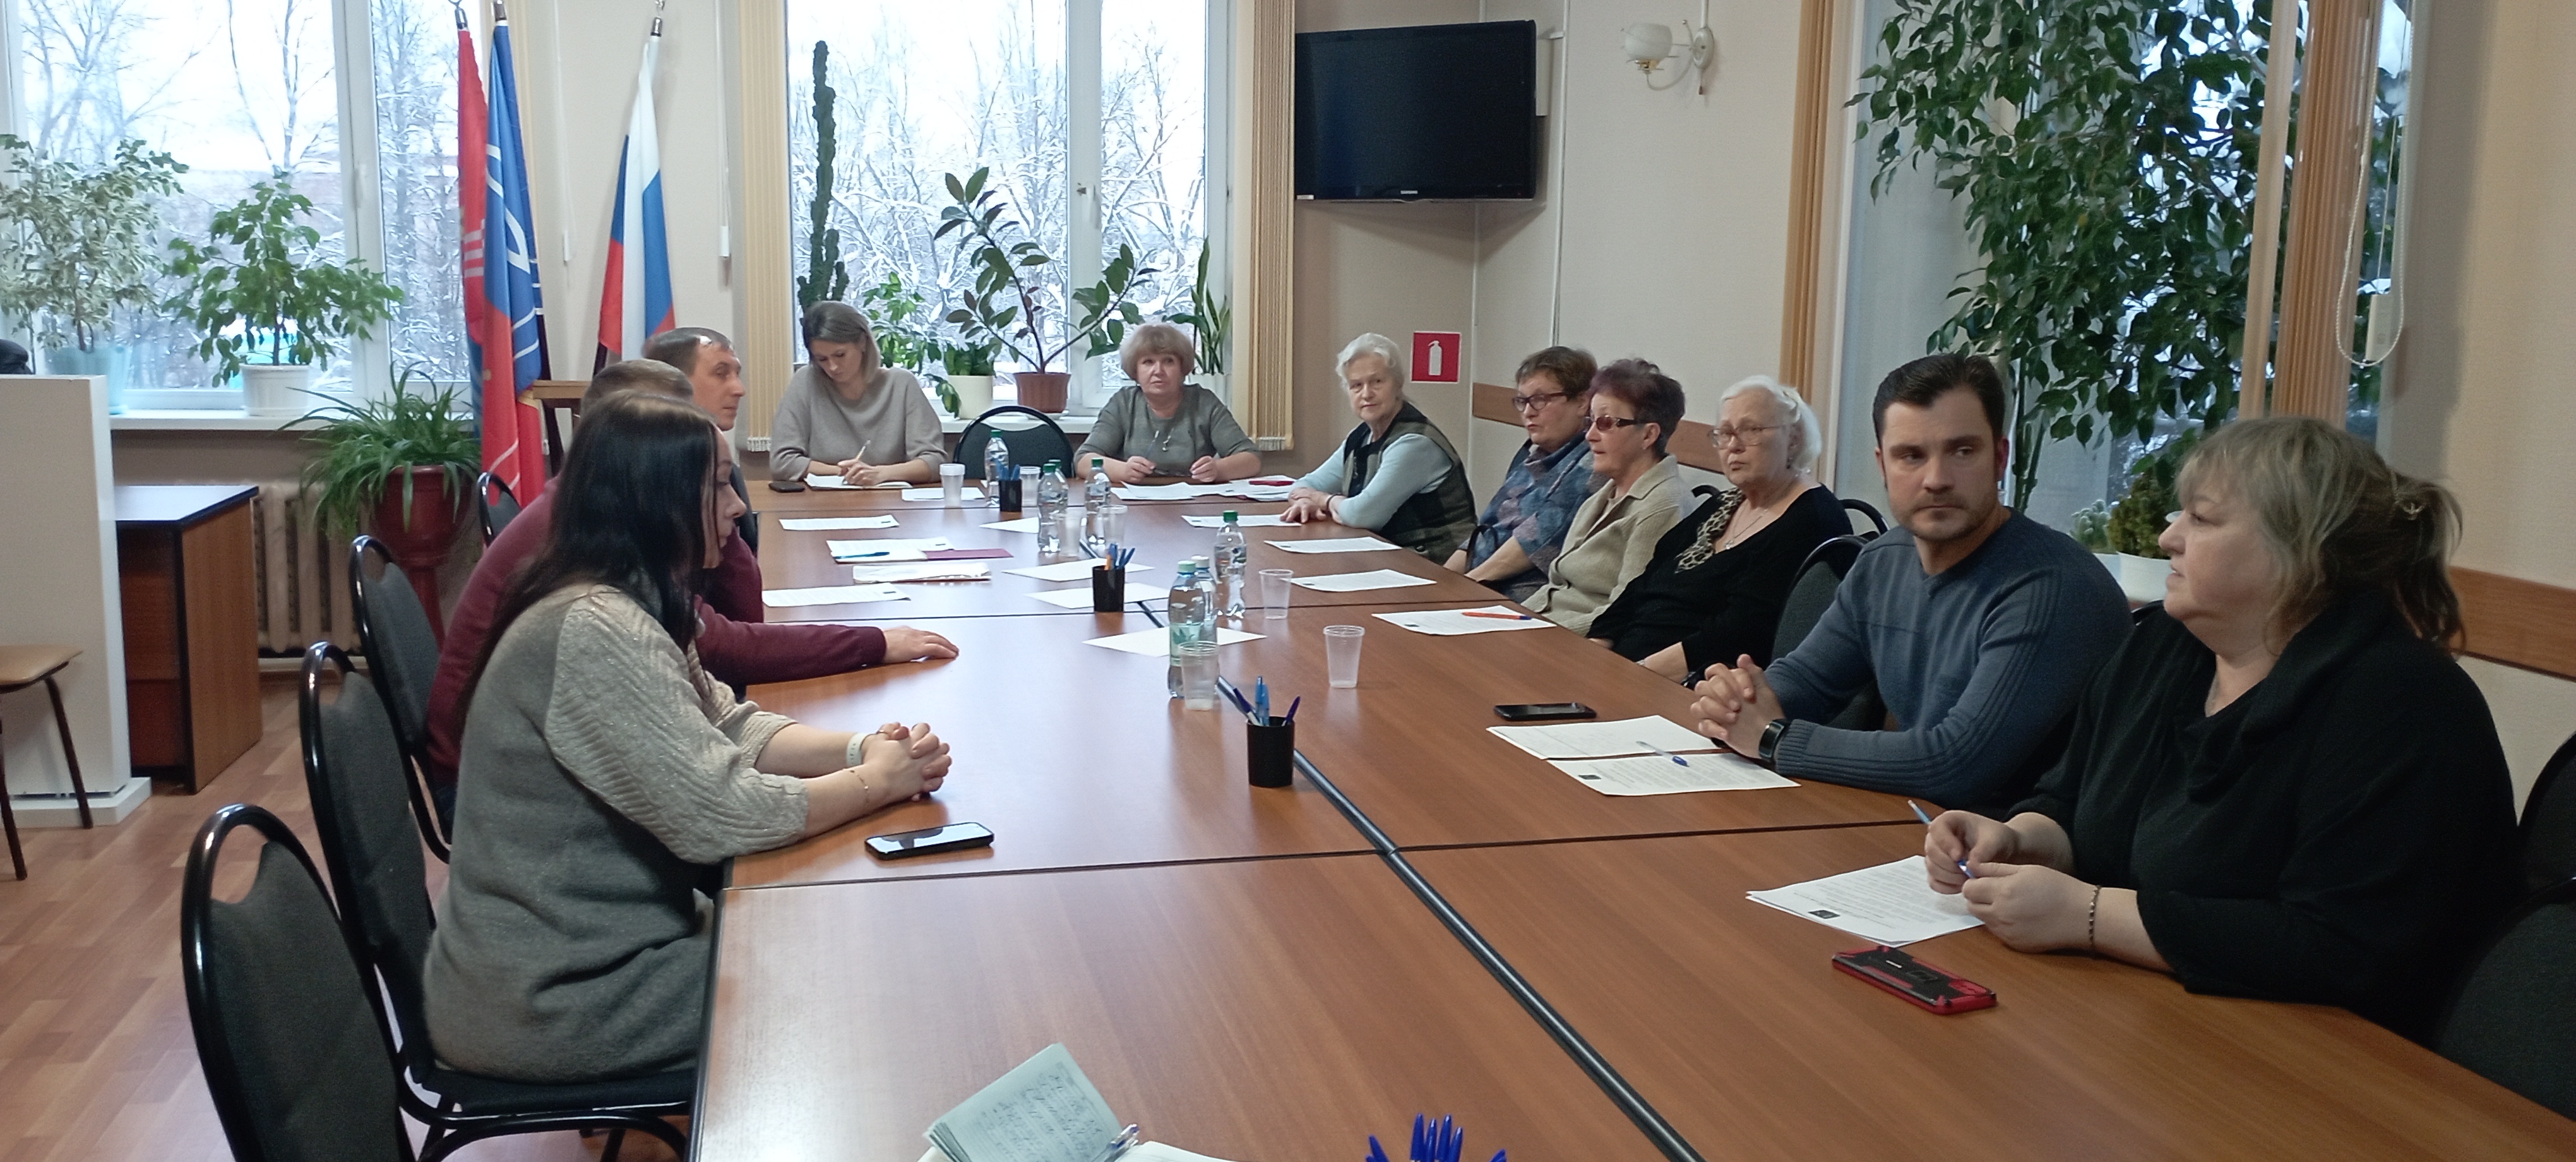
[423,352,957,815]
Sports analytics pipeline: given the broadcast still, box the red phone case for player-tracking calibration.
[1832,945,1996,1014]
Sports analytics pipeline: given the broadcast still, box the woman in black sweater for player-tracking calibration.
[1587,374,1844,680]
[1923,417,2519,1041]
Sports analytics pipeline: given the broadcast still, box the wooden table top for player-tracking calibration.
[112,483,258,527]
[1408,827,2576,1160]
[733,612,1372,887]
[748,478,1289,514]
[755,501,1503,621]
[699,856,1668,1162]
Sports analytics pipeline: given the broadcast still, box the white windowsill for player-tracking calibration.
[109,409,325,433]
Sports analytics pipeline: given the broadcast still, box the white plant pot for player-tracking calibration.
[2095,552,2121,578]
[2117,553,2173,605]
[949,374,995,419]
[242,363,314,416]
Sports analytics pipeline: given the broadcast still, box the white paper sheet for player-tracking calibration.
[982,517,1043,532]
[1265,536,1397,554]
[828,537,953,563]
[761,584,909,608]
[1083,626,1263,656]
[1029,582,1167,609]
[902,486,986,502]
[1005,559,1155,582]
[1112,481,1296,502]
[1180,513,1292,527]
[778,515,900,530]
[850,562,993,582]
[916,1141,1238,1162]
[1287,569,1437,593]
[803,474,907,490]
[1485,715,1718,760]
[1746,856,1983,946]
[1373,606,1554,635]
[1552,752,1797,796]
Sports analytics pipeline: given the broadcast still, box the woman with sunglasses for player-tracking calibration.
[1586,374,1844,681]
[1523,359,1689,633]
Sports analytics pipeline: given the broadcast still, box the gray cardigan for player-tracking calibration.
[1524,457,1685,636]
[769,364,948,479]
[424,585,808,1082]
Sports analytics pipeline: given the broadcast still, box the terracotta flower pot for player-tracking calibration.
[1013,371,1070,414]
[369,466,467,640]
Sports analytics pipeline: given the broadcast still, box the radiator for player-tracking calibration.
[251,480,361,654]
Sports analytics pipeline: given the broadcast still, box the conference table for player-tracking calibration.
[695,490,2576,1160]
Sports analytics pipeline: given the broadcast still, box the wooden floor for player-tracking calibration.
[0,674,676,1161]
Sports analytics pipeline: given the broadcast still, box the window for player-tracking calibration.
[9,0,464,407]
[787,0,1212,412]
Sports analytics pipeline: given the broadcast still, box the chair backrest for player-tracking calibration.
[2520,730,2576,893]
[1771,535,1868,661]
[475,472,521,546]
[730,461,760,554]
[2438,876,2576,1118]
[956,405,1075,479]
[182,803,410,1162]
[1842,498,1888,535]
[299,644,440,1071]
[347,539,449,858]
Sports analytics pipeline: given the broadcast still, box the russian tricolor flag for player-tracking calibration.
[595,25,673,368]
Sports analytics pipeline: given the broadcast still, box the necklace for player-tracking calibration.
[1720,493,1787,551]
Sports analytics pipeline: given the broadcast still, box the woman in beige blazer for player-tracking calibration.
[1524,360,1689,633]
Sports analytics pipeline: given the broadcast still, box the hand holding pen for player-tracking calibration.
[1915,800,2035,895]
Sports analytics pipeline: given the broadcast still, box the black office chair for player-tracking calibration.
[474,472,521,545]
[2518,729,2576,893]
[349,537,451,856]
[957,405,1075,479]
[1842,498,1888,535]
[729,462,760,554]
[2438,875,2576,1118]
[1766,534,1885,730]
[182,803,412,1161]
[297,645,693,1161]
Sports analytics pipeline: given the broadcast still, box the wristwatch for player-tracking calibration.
[1756,719,1791,767]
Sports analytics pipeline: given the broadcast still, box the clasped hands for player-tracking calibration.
[1280,486,1336,524]
[855,721,952,801]
[1923,811,2099,954]
[1100,455,1236,485]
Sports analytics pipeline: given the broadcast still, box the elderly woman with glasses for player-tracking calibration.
[1282,333,1478,560]
[1586,374,1844,681]
[1074,321,1263,484]
[1443,347,1600,600]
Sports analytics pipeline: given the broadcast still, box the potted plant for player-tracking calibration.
[165,170,404,415]
[2106,440,2193,602]
[297,367,480,637]
[934,338,1000,419]
[935,167,1153,413]
[1166,241,1231,398]
[856,269,960,413]
[0,135,188,407]
[2068,501,2116,577]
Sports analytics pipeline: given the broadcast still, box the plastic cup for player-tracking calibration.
[1100,503,1128,546]
[1323,625,1364,689]
[1179,642,1220,710]
[1260,569,1294,620]
[939,462,965,505]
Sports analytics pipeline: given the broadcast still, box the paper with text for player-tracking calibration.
[1266,536,1397,554]
[829,537,954,563]
[1030,582,1167,609]
[850,562,993,582]
[1746,856,1983,946]
[904,487,986,502]
[761,584,909,608]
[983,517,1044,532]
[1084,626,1263,656]
[1180,513,1292,527]
[804,474,909,490]
[1373,606,1554,635]
[1287,569,1436,593]
[924,1044,1121,1162]
[779,515,900,530]
[1486,715,1717,760]
[1553,752,1796,796]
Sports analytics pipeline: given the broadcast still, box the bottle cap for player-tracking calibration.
[1046,460,1062,470]
[1223,510,1239,521]
[1092,457,1105,467]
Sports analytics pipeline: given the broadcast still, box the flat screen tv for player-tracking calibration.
[1295,21,1539,201]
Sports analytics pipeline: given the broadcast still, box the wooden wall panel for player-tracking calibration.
[1472,382,1727,475]
[1776,0,1845,401]
[2454,568,2576,681]
[734,0,794,440]
[2270,0,2383,421]
[1231,0,1297,448]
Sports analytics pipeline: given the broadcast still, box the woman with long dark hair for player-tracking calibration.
[424,391,952,1084]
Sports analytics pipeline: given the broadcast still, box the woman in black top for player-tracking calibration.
[1923,417,2518,1041]
[1587,374,1842,680]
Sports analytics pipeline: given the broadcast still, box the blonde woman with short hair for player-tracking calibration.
[1074,321,1262,484]
[768,301,947,485]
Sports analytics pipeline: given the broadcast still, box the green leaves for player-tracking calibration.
[295,364,479,539]
[933,167,1157,375]
[797,40,852,309]
[162,170,403,383]
[0,135,188,351]
[1164,242,1230,374]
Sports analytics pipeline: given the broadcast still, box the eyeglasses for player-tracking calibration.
[1586,416,1642,433]
[1510,390,1568,412]
[1712,422,1782,447]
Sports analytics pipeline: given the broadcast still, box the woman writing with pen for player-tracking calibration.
[769,301,948,485]
[1913,418,2516,1041]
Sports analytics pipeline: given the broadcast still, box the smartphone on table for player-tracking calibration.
[1831,945,1995,1014]
[1493,702,1596,722]
[864,822,995,860]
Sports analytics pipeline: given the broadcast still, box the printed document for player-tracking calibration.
[1287,569,1436,592]
[1486,715,1717,760]
[1373,606,1554,635]
[829,537,954,563]
[1552,752,1796,796]
[779,515,899,530]
[850,562,993,582]
[1007,559,1155,583]
[903,487,986,502]
[761,584,909,608]
[1029,582,1166,609]
[804,474,908,489]
[983,517,1044,532]
[1181,513,1292,527]
[1266,536,1397,554]
[1746,856,1984,946]
[1084,626,1263,656]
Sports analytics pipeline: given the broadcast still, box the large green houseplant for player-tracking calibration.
[0,135,187,389]
[298,367,480,633]
[1854,0,2267,508]
[935,167,1154,412]
[165,170,403,414]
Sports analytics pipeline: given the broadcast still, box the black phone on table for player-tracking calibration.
[864,822,994,860]
[766,479,806,493]
[1493,703,1596,722]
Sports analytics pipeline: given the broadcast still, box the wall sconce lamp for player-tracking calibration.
[1623,17,1715,95]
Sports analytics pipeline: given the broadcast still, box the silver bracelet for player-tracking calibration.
[2087,886,2102,953]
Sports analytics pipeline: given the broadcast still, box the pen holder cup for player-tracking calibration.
[1246,718,1295,788]
[1090,564,1127,613]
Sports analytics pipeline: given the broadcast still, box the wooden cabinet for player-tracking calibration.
[115,486,260,792]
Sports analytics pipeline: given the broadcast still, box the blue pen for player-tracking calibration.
[1909,800,1975,879]
[1283,696,1301,724]
[1635,740,1691,769]
[1255,678,1270,723]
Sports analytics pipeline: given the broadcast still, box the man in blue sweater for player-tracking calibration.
[1692,354,2128,815]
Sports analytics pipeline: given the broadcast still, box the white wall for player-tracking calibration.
[2382,0,2576,804]
[0,378,139,817]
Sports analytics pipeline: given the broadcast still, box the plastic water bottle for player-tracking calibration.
[1191,555,1220,642]
[1037,460,1069,556]
[1167,560,1205,695]
[1083,457,1115,555]
[984,438,1013,510]
[1212,512,1248,619]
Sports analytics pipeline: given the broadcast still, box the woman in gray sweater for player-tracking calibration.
[769,301,948,484]
[426,391,953,1084]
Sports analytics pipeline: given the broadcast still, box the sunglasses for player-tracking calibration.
[1586,416,1642,433]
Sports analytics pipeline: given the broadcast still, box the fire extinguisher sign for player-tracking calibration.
[1410,332,1462,383]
